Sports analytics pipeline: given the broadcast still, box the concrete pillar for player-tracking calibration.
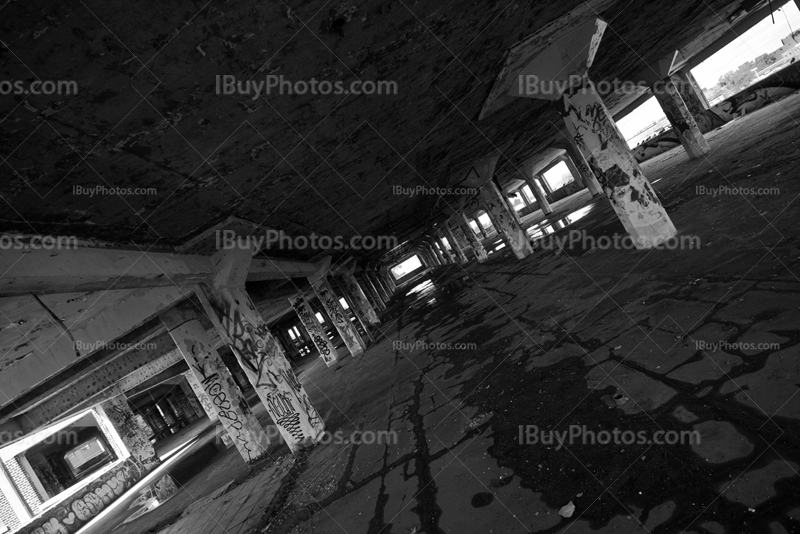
[198,284,326,453]
[343,273,380,325]
[506,18,677,249]
[456,213,488,262]
[472,215,489,238]
[431,240,446,264]
[559,153,600,196]
[670,70,709,120]
[427,243,443,265]
[369,271,391,303]
[556,80,677,247]
[290,294,339,366]
[379,268,395,294]
[182,371,218,421]
[562,143,603,196]
[167,318,271,462]
[442,225,468,263]
[359,273,386,311]
[416,249,430,268]
[97,394,160,472]
[419,245,436,266]
[450,222,475,262]
[524,173,553,214]
[436,231,457,263]
[333,277,375,344]
[311,277,367,357]
[652,77,710,159]
[177,376,206,420]
[381,268,396,292]
[480,181,534,260]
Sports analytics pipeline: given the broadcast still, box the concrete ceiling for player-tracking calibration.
[0,0,754,254]
[0,0,771,416]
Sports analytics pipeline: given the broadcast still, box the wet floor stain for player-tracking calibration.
[470,492,494,508]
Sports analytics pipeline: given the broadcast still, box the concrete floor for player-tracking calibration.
[263,93,800,534]
[97,91,800,534]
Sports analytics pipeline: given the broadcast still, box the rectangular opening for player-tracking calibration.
[391,255,423,279]
[692,1,800,105]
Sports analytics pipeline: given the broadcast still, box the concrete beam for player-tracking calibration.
[12,333,181,430]
[0,246,322,296]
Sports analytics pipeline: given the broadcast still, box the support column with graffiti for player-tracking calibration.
[343,273,380,325]
[562,141,603,196]
[523,170,553,215]
[198,283,325,453]
[436,230,457,264]
[670,70,709,121]
[166,317,271,462]
[446,222,471,263]
[480,180,534,260]
[359,273,386,311]
[311,277,367,357]
[431,238,450,264]
[457,213,488,262]
[556,80,677,247]
[503,18,677,248]
[181,371,217,421]
[333,277,375,344]
[652,77,710,159]
[290,294,339,367]
[98,394,160,473]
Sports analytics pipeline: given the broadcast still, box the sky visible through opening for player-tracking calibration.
[617,1,800,145]
[392,255,422,279]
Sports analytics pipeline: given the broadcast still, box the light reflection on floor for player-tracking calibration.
[407,279,434,296]
[527,202,596,240]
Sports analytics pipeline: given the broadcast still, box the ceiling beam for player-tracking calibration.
[0,246,322,296]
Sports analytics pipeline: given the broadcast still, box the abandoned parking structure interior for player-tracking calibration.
[2,0,800,532]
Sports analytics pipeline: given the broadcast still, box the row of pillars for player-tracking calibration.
[91,258,399,469]
[415,18,706,262]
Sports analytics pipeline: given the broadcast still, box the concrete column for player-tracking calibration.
[449,222,474,263]
[456,213,488,262]
[556,80,677,248]
[177,376,205,420]
[333,277,375,344]
[182,371,218,421]
[443,226,467,263]
[369,271,391,303]
[97,394,160,472]
[436,231,457,263]
[381,268,396,292]
[198,284,326,453]
[343,273,380,325]
[311,277,367,357]
[415,249,430,268]
[505,18,677,249]
[166,318,271,462]
[290,294,339,366]
[431,240,446,264]
[525,174,553,214]
[652,77,710,159]
[562,143,603,196]
[379,268,395,294]
[480,181,534,260]
[427,243,443,265]
[670,70,709,120]
[419,245,436,266]
[472,215,489,238]
[359,273,386,311]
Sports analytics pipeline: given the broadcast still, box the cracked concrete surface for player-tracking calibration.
[249,96,800,533]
